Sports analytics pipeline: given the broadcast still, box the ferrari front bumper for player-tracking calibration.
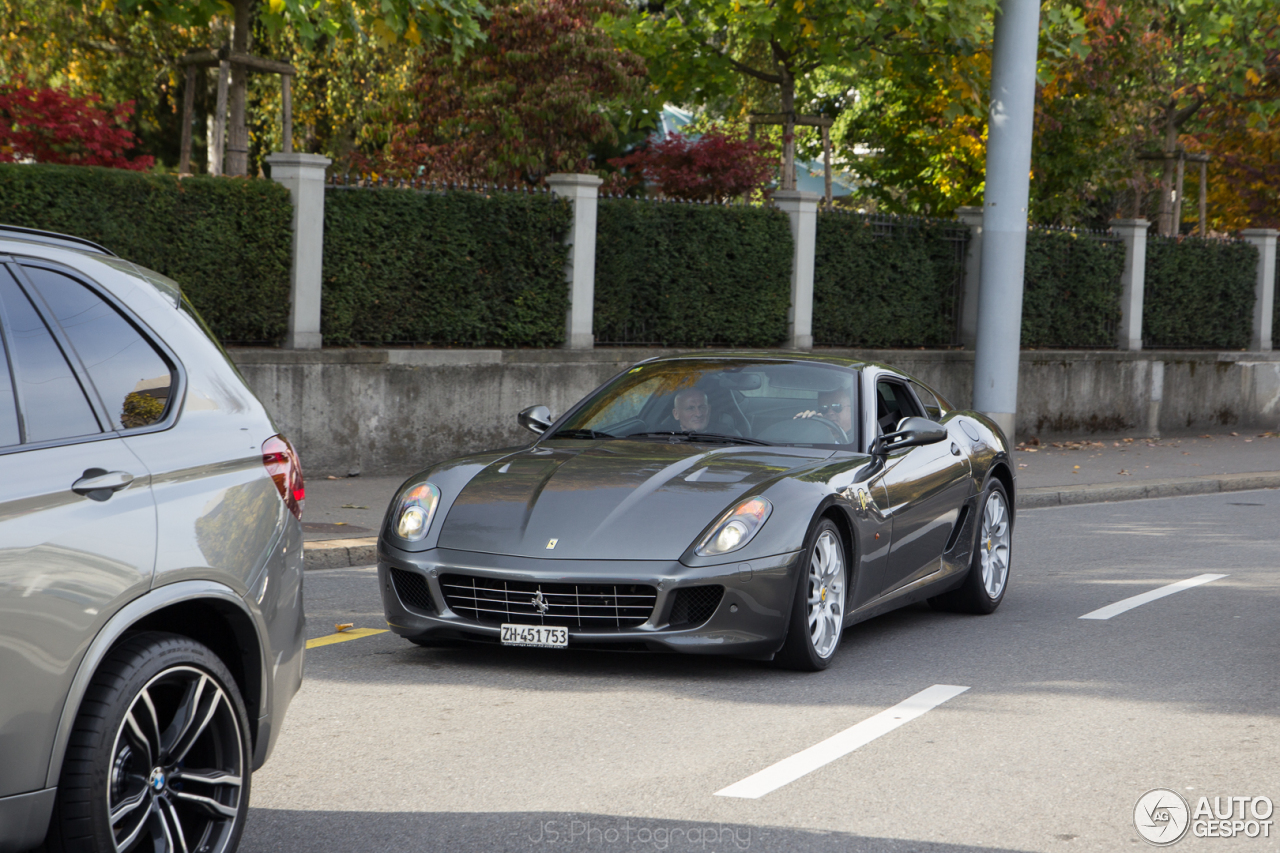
[377,544,803,658]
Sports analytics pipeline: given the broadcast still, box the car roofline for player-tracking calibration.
[0,224,115,256]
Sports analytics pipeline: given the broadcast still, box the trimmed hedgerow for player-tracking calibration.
[1021,227,1125,348]
[1143,234,1256,349]
[320,187,572,347]
[593,198,792,346]
[0,163,292,343]
[813,212,966,347]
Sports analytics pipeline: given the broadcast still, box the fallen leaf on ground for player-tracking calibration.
[341,504,370,509]
[335,622,354,632]
[1118,469,1130,475]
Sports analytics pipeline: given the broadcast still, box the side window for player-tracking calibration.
[875,380,922,433]
[24,267,174,431]
[911,381,943,421]
[0,268,101,443]
[0,324,20,447]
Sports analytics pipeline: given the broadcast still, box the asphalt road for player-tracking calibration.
[245,490,1280,853]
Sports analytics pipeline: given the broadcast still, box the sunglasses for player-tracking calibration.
[819,403,845,414]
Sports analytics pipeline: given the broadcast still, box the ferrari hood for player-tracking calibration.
[436,440,829,560]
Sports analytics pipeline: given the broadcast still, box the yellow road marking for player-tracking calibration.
[306,628,388,649]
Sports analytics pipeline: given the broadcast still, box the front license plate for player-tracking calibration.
[500,624,568,649]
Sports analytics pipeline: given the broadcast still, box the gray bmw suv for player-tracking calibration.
[0,226,305,853]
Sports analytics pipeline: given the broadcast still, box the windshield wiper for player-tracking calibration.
[549,428,617,440]
[624,431,773,446]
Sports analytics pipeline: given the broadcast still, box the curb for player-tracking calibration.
[1017,471,1280,509]
[302,472,1280,569]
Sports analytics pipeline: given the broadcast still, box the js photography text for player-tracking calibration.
[524,819,752,849]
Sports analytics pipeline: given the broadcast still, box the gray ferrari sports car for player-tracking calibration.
[377,353,1015,670]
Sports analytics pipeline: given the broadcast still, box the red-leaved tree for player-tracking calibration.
[0,84,153,171]
[609,129,774,201]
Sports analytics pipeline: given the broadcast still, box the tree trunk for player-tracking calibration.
[1156,100,1183,236]
[227,0,253,177]
[779,66,796,191]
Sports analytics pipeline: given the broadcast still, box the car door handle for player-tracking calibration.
[72,469,135,501]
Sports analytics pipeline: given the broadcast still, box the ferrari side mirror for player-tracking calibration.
[518,405,553,435]
[872,416,947,455]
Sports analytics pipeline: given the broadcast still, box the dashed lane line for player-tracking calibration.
[1079,573,1228,621]
[306,628,389,649]
[714,684,970,799]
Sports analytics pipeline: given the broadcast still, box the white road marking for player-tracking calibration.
[1079,573,1228,620]
[714,684,969,799]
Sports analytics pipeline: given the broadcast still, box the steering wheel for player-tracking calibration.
[807,415,849,444]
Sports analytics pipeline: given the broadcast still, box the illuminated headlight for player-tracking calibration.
[393,482,440,541]
[695,497,773,557]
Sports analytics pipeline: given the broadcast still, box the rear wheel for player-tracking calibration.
[929,482,1012,614]
[47,632,251,853]
[776,519,847,671]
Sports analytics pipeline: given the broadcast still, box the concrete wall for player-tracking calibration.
[231,347,1280,475]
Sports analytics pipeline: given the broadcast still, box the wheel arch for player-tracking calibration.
[984,459,1016,523]
[44,580,266,790]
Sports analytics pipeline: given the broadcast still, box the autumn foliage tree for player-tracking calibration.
[0,83,153,170]
[609,129,773,201]
[379,0,649,184]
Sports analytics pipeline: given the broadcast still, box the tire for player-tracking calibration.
[776,518,848,671]
[46,632,251,853]
[928,481,1012,615]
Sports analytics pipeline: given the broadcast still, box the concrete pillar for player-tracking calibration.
[956,206,983,349]
[1241,228,1277,352]
[972,0,1042,442]
[1110,219,1150,351]
[547,173,603,350]
[266,152,330,350]
[773,190,819,350]
[1146,360,1163,438]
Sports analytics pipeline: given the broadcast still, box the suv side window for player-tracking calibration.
[0,323,19,447]
[875,378,922,433]
[0,268,100,443]
[24,266,174,431]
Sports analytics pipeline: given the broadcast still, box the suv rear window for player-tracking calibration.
[25,266,174,431]
[0,268,100,442]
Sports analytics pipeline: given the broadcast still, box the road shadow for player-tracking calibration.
[242,809,1035,853]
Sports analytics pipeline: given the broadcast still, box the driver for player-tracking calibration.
[794,387,853,437]
[671,387,711,432]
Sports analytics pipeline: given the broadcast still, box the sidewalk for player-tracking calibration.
[300,429,1279,568]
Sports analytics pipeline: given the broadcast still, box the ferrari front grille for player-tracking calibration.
[668,585,724,628]
[439,574,656,629]
[390,568,436,613]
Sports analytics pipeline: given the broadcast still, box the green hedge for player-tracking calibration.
[321,188,571,347]
[593,199,791,346]
[813,213,965,347]
[1143,235,1256,349]
[0,163,292,344]
[1021,228,1125,347]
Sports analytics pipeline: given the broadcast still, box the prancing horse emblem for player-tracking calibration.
[531,589,550,615]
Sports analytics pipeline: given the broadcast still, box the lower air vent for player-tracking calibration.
[390,568,435,613]
[440,574,656,629]
[668,585,724,628]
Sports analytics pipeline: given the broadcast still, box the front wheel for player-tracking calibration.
[929,482,1012,614]
[47,632,251,853]
[776,519,847,671]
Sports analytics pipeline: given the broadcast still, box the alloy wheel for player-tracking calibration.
[980,490,1011,599]
[108,666,244,853]
[806,529,846,658]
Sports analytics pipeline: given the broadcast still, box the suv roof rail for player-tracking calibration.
[0,224,116,256]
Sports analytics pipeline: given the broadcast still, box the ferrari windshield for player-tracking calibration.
[551,359,860,448]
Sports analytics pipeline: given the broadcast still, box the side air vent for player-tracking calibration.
[945,503,971,553]
[668,585,724,628]
[391,568,436,613]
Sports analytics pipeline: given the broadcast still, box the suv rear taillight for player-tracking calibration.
[263,435,304,520]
